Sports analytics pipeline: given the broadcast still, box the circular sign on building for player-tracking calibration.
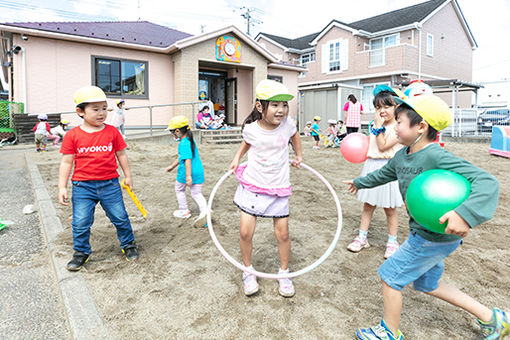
[216,35,241,63]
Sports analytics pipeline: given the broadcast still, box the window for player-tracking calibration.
[427,33,434,57]
[362,83,390,111]
[369,34,399,66]
[329,42,341,71]
[93,56,148,98]
[321,39,347,74]
[267,75,283,83]
[300,52,315,66]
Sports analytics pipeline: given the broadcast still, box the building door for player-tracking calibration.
[226,78,237,125]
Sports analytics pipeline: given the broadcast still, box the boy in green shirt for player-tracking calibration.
[345,94,508,340]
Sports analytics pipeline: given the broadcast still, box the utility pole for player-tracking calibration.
[200,25,206,33]
[239,7,262,36]
[137,0,141,21]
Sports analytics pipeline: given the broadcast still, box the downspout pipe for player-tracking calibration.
[17,46,27,112]
[416,22,422,80]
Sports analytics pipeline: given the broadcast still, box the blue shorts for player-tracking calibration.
[378,232,461,292]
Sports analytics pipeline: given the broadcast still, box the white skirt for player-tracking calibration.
[357,158,404,208]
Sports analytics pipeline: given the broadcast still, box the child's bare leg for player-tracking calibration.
[273,217,290,270]
[383,207,398,236]
[239,212,256,266]
[360,203,377,231]
[425,281,493,322]
[382,280,402,336]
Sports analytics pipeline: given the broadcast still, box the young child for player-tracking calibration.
[58,86,138,271]
[304,121,312,136]
[230,79,303,297]
[347,85,404,259]
[336,120,347,141]
[344,94,508,340]
[110,99,130,138]
[47,119,69,147]
[165,115,207,222]
[33,113,50,152]
[326,119,338,147]
[311,116,321,149]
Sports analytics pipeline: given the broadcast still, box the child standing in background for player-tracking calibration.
[165,116,208,222]
[230,80,303,297]
[311,116,321,149]
[347,85,404,259]
[58,86,138,271]
[33,113,50,152]
[110,99,130,138]
[327,119,337,147]
[304,121,312,136]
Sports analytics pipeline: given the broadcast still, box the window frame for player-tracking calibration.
[329,41,341,72]
[426,33,434,57]
[300,52,315,66]
[91,55,149,99]
[369,33,400,67]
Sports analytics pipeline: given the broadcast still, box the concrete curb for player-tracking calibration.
[24,153,110,340]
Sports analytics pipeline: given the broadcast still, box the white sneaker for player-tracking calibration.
[384,240,399,259]
[173,209,191,219]
[242,271,259,296]
[278,268,295,297]
[347,236,370,253]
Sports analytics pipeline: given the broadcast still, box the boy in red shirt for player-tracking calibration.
[58,86,138,271]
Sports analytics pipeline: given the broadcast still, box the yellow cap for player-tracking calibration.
[255,79,294,101]
[116,99,125,105]
[73,86,107,105]
[167,115,189,130]
[60,120,69,124]
[313,115,321,121]
[395,94,452,131]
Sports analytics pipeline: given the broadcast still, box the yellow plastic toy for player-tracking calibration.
[121,179,148,218]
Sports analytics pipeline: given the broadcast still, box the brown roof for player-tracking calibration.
[2,21,192,47]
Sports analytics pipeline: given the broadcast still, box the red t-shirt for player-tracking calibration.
[60,124,127,181]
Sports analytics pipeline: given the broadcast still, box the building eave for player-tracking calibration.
[268,63,305,72]
[298,70,447,87]
[0,24,171,53]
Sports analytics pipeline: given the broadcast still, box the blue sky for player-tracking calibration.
[0,0,508,82]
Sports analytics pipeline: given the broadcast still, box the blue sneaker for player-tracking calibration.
[356,320,404,340]
[479,308,510,340]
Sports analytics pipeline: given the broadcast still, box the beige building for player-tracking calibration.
[0,22,303,128]
[256,0,477,127]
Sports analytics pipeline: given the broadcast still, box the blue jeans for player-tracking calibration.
[117,124,125,135]
[378,232,461,292]
[71,178,134,254]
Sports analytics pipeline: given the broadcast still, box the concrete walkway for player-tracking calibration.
[0,150,70,339]
[0,149,109,339]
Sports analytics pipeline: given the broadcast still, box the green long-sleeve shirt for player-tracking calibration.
[354,143,499,242]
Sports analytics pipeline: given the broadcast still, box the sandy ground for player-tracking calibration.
[36,138,509,339]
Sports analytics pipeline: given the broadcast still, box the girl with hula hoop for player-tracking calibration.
[229,80,303,297]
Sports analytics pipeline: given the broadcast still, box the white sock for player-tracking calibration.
[358,229,368,240]
[388,234,398,243]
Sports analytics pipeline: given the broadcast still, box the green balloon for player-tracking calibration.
[406,169,471,234]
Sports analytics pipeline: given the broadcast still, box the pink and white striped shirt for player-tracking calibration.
[344,101,363,128]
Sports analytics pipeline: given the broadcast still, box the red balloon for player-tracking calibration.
[340,133,369,163]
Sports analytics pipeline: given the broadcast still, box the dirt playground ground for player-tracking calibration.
[36,138,509,339]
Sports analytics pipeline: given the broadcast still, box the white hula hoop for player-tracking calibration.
[207,162,343,279]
